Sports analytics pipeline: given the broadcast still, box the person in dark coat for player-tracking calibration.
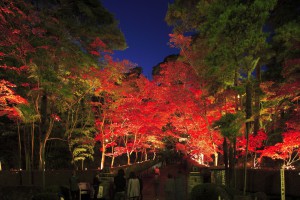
[114,169,126,200]
[69,170,80,200]
[93,172,101,199]
[138,174,143,200]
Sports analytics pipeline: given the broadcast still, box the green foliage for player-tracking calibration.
[18,104,39,123]
[46,141,72,169]
[165,0,202,33]
[73,144,94,161]
[41,0,127,50]
[70,128,96,168]
[214,112,244,142]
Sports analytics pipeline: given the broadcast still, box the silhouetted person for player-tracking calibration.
[69,170,79,200]
[138,174,143,200]
[153,166,160,199]
[93,172,102,199]
[114,169,126,200]
[127,171,140,200]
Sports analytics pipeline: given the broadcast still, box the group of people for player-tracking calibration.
[68,169,143,200]
[113,169,143,200]
[68,164,185,200]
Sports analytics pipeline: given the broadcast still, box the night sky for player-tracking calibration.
[102,0,179,80]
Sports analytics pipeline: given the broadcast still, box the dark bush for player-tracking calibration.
[31,192,58,200]
[44,185,70,200]
[0,186,42,200]
[253,192,268,200]
[222,185,243,199]
[190,183,231,200]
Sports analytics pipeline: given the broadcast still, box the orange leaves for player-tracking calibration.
[169,33,192,50]
[0,79,28,119]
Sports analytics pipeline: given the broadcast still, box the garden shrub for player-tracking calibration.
[31,192,58,200]
[253,192,268,200]
[190,183,231,200]
[0,186,42,200]
[44,185,70,200]
[221,185,243,199]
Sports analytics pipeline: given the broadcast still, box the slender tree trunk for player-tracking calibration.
[233,138,237,188]
[144,149,148,161]
[31,122,35,170]
[254,65,261,135]
[243,80,252,195]
[229,143,234,187]
[111,155,115,168]
[38,93,47,170]
[223,138,229,186]
[134,151,138,163]
[39,141,45,170]
[111,146,115,167]
[214,152,218,166]
[127,150,131,165]
[100,145,106,170]
[17,120,22,170]
[24,127,31,171]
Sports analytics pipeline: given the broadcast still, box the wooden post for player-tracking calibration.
[221,170,226,186]
[280,168,285,200]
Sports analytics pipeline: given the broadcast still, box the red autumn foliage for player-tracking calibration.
[0,79,27,119]
[237,129,268,154]
[259,130,300,168]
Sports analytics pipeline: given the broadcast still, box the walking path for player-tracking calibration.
[141,163,188,200]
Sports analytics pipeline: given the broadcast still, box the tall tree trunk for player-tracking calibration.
[214,152,218,166]
[31,122,35,170]
[17,120,22,170]
[100,145,106,170]
[111,146,115,167]
[254,65,261,135]
[144,149,148,161]
[243,80,252,195]
[24,127,31,171]
[153,152,156,160]
[229,143,234,187]
[233,138,237,188]
[38,93,47,170]
[134,151,138,163]
[223,138,229,186]
[127,150,131,165]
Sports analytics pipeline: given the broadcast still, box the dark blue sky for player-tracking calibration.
[102,0,179,79]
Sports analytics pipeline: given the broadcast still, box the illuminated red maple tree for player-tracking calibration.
[259,130,300,169]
